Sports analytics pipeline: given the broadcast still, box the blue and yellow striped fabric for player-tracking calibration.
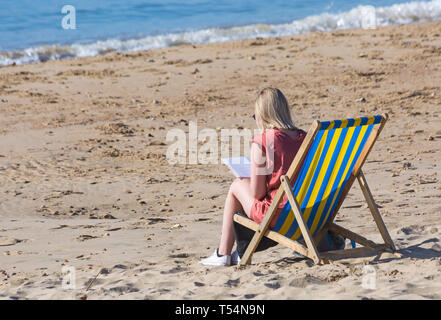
[272,115,383,241]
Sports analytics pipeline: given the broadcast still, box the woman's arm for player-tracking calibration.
[250,142,267,200]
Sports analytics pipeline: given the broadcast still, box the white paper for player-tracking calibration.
[221,157,251,178]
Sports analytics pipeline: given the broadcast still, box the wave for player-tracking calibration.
[1,0,441,66]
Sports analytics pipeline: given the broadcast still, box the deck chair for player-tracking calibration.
[234,114,396,265]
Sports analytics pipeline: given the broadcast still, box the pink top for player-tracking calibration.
[249,128,306,228]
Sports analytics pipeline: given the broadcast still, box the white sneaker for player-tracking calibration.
[231,249,240,265]
[200,249,231,266]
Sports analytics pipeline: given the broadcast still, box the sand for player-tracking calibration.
[0,20,441,300]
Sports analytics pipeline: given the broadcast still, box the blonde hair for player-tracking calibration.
[254,87,296,130]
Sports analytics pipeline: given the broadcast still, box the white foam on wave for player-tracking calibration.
[1,0,441,66]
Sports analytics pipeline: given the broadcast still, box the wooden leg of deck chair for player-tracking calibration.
[281,176,321,264]
[328,223,381,249]
[233,214,310,257]
[239,204,276,266]
[239,208,276,266]
[357,170,396,252]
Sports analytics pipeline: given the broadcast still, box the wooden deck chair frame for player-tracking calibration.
[234,113,396,265]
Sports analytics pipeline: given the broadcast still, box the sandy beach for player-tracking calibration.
[1,20,441,300]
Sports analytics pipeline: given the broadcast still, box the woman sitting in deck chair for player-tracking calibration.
[200,87,343,266]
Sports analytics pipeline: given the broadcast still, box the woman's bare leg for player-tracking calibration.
[218,178,255,256]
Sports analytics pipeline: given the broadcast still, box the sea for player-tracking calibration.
[1,0,441,66]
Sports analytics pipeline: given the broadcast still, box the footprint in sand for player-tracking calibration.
[108,284,140,294]
[0,237,22,246]
[76,235,98,242]
[160,266,187,274]
[264,281,281,290]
